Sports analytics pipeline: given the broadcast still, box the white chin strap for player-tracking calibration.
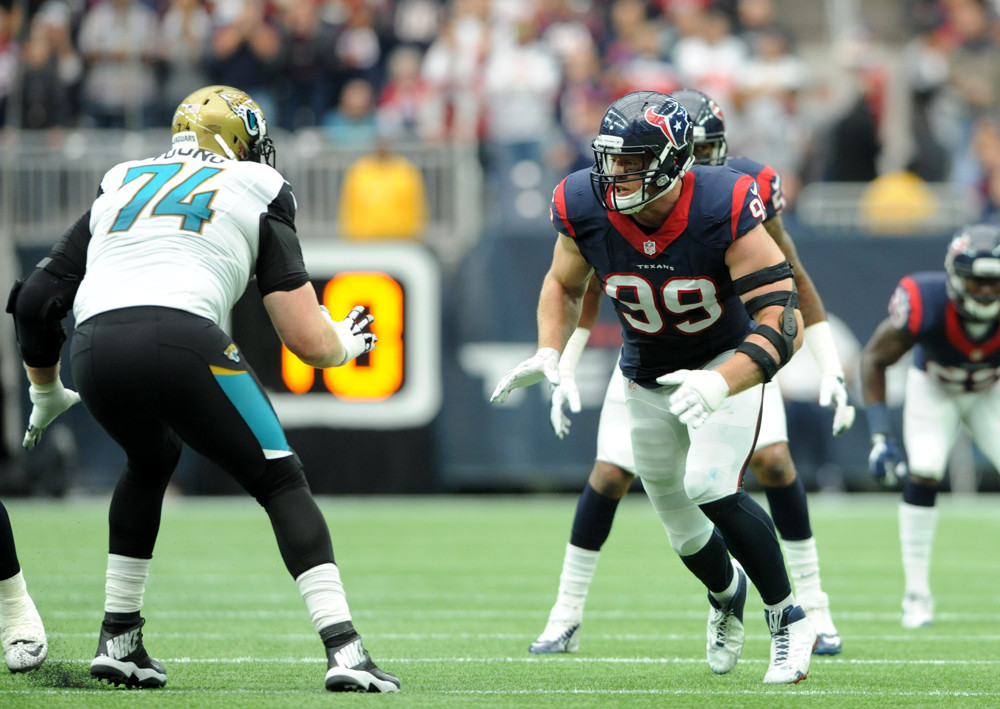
[213,133,238,160]
[616,172,681,215]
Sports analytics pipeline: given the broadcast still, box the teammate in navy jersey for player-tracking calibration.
[861,224,1000,629]
[528,88,849,660]
[491,90,817,684]
[7,85,399,693]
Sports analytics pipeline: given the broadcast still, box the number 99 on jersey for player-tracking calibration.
[231,243,441,430]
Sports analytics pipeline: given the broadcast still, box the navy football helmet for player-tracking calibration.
[945,223,1000,320]
[668,88,728,166]
[590,91,695,214]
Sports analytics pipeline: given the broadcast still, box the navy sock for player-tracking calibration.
[569,483,621,551]
[700,491,791,605]
[763,478,812,541]
[679,529,732,594]
[0,502,21,581]
[902,479,937,507]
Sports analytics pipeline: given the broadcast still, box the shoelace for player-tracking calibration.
[771,630,790,664]
[711,608,731,644]
[542,622,578,644]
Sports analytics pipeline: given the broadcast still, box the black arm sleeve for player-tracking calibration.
[6,210,93,367]
[255,182,310,295]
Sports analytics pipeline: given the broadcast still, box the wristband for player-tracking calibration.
[29,379,60,393]
[804,321,844,377]
[559,327,591,375]
[865,402,892,436]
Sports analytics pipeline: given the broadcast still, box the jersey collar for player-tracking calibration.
[607,171,695,258]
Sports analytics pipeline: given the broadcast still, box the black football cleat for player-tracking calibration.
[90,617,166,689]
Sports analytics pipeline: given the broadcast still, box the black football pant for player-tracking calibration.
[71,307,334,577]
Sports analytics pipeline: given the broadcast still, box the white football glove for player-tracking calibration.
[490,348,561,404]
[549,373,581,439]
[326,305,377,366]
[657,369,730,429]
[23,379,81,450]
[818,372,856,436]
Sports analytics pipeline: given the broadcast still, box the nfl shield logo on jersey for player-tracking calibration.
[644,240,657,256]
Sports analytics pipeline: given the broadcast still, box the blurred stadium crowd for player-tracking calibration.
[1,0,1000,218]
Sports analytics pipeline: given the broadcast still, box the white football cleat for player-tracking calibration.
[1,596,48,673]
[901,592,934,629]
[529,618,581,654]
[763,605,816,684]
[801,593,841,655]
[706,561,747,674]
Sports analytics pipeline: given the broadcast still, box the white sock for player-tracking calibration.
[709,559,741,605]
[899,502,937,597]
[550,544,600,622]
[0,571,32,614]
[783,537,825,607]
[296,563,351,633]
[105,554,150,613]
[764,593,797,633]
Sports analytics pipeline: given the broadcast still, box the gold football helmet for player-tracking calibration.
[171,85,275,167]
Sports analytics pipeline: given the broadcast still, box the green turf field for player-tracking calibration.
[0,493,997,708]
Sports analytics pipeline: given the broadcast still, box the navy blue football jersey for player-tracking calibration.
[550,164,766,386]
[889,271,1000,392]
[728,156,786,221]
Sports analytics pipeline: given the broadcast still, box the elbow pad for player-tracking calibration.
[735,293,799,382]
[6,267,78,367]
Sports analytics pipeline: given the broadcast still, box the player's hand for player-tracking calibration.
[490,348,560,404]
[549,373,581,439]
[23,380,81,450]
[868,433,907,487]
[657,369,730,429]
[327,305,377,366]
[819,372,856,436]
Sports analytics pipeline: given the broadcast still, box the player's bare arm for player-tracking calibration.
[860,318,915,405]
[491,234,593,405]
[764,215,827,327]
[719,224,804,394]
[576,274,604,330]
[537,233,594,353]
[263,284,374,368]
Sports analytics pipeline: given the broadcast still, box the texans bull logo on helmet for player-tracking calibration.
[643,105,685,149]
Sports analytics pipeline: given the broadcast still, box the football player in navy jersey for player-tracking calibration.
[861,224,1000,629]
[491,91,817,684]
[0,502,46,672]
[7,86,399,693]
[528,89,849,659]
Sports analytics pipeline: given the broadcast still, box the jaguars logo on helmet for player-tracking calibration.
[171,85,276,168]
[590,91,695,214]
[944,223,1000,321]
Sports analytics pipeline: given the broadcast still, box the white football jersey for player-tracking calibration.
[74,146,289,327]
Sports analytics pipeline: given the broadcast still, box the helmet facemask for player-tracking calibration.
[589,93,695,215]
[945,225,1000,321]
[592,139,691,214]
[691,128,728,166]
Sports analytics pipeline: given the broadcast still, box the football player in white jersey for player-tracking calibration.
[527,89,852,659]
[0,502,47,672]
[7,86,399,693]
